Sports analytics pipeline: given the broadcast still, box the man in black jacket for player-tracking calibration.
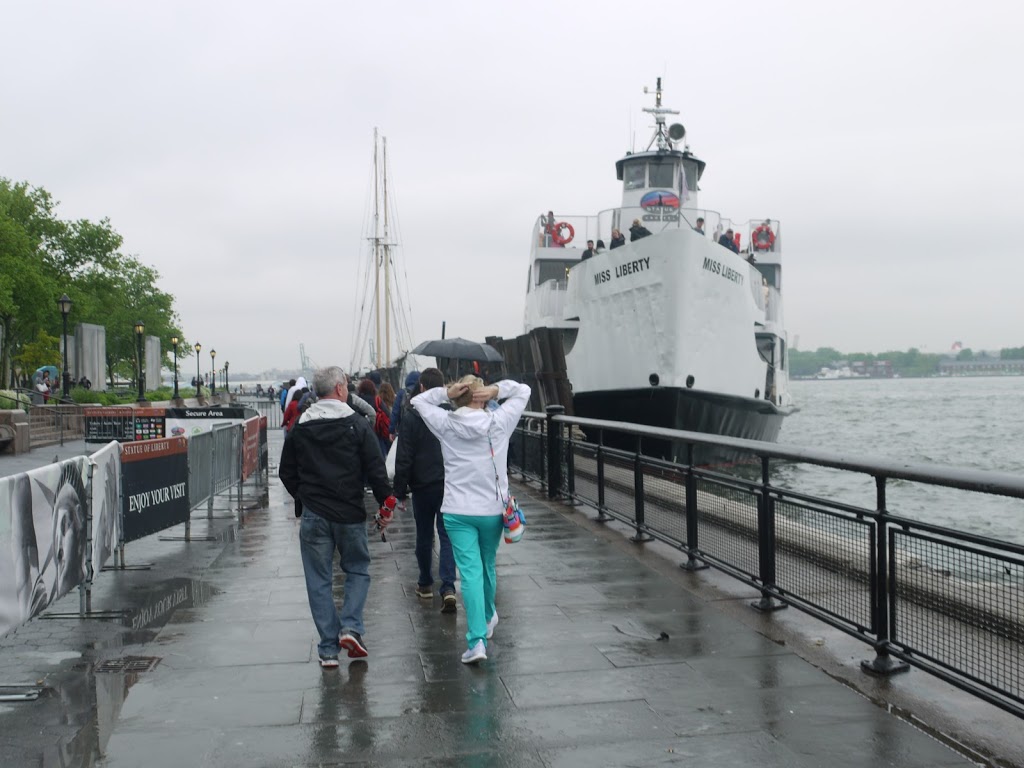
[279,365,395,667]
[392,368,457,613]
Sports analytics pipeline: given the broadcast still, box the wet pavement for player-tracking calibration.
[0,432,1013,766]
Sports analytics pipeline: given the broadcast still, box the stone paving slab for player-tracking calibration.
[0,430,996,766]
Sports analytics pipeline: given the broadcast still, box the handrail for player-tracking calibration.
[520,410,1024,499]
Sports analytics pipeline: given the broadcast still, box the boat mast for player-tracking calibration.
[383,136,391,367]
[373,128,381,369]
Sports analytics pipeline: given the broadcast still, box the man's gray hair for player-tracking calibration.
[312,366,347,397]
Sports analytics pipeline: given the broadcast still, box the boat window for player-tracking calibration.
[648,160,675,189]
[536,260,574,286]
[779,339,787,370]
[526,265,532,293]
[624,163,646,190]
[681,160,698,193]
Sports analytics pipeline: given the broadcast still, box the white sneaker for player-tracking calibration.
[486,612,499,639]
[461,641,487,664]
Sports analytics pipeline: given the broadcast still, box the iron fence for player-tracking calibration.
[512,407,1024,719]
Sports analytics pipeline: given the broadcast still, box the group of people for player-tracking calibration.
[279,365,530,668]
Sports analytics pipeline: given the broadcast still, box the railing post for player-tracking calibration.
[751,455,786,611]
[680,442,707,571]
[545,405,564,499]
[861,476,909,676]
[595,429,607,522]
[631,435,653,543]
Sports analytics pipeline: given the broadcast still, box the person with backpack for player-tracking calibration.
[392,368,456,612]
[373,382,396,457]
[390,371,421,437]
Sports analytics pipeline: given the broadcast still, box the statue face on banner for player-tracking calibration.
[51,463,87,596]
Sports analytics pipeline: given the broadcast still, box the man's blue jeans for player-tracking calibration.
[299,509,370,659]
[411,485,456,595]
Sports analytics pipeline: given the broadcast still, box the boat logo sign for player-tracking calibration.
[640,190,680,223]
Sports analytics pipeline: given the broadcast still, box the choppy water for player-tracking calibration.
[775,377,1024,545]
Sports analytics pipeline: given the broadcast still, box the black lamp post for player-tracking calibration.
[57,294,72,398]
[210,349,217,396]
[134,320,146,403]
[170,335,180,399]
[224,361,229,394]
[194,342,202,394]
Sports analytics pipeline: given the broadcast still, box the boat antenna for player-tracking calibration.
[642,77,680,151]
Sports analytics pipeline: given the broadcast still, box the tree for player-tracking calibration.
[13,329,60,373]
[957,348,974,361]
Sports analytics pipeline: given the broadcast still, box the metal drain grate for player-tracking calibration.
[94,656,161,674]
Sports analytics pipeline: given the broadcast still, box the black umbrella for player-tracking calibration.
[411,337,504,362]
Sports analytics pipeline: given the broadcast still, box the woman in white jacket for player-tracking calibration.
[411,375,531,663]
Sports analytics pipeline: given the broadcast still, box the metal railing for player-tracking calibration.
[512,407,1024,719]
[235,396,282,429]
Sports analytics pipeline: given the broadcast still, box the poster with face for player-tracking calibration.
[0,457,89,638]
[90,441,122,578]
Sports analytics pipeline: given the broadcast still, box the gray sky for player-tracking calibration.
[5,1,1022,374]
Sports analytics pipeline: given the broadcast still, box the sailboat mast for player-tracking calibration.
[373,128,381,369]
[383,136,391,367]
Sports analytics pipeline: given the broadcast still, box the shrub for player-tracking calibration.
[0,389,29,410]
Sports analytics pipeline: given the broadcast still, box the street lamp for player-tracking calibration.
[170,335,180,399]
[134,320,146,403]
[57,294,72,398]
[194,342,201,394]
[224,361,229,394]
[210,349,217,396]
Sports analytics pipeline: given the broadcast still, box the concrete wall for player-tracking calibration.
[75,323,107,390]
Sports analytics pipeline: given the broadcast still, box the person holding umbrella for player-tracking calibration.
[411,375,530,664]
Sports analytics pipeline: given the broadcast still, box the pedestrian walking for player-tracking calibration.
[412,375,531,664]
[392,368,457,612]
[279,366,396,668]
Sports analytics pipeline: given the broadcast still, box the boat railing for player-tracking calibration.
[596,206,726,244]
[512,408,1024,720]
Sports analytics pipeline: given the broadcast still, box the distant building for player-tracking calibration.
[937,358,1024,376]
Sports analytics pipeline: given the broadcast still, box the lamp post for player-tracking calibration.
[170,335,180,399]
[224,361,229,394]
[210,349,217,396]
[134,320,146,403]
[194,342,202,394]
[57,294,72,398]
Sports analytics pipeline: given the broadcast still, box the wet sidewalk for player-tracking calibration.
[0,432,1001,767]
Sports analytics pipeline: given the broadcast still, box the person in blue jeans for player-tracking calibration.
[279,366,396,668]
[392,368,457,611]
[412,376,531,664]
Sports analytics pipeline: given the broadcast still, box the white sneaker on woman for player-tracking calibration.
[486,612,499,639]
[461,641,487,664]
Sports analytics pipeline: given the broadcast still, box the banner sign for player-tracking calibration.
[242,417,260,480]
[89,441,122,578]
[164,407,248,438]
[85,407,166,443]
[121,437,189,543]
[0,458,89,638]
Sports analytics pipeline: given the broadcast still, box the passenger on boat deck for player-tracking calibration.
[595,239,606,253]
[581,240,596,260]
[629,219,652,241]
[719,228,739,254]
[609,229,626,249]
[694,217,705,234]
[542,210,555,246]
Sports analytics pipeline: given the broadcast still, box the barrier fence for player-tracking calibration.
[511,407,1024,720]
[0,412,268,639]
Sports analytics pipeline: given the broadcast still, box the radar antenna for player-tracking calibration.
[642,77,683,151]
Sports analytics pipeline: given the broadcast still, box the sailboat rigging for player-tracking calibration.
[350,129,415,374]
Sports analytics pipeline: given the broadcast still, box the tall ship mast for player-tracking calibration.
[351,129,415,375]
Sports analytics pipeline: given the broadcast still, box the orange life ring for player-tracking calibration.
[550,221,574,246]
[753,225,776,250]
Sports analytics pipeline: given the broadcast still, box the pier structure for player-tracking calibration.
[0,420,1020,766]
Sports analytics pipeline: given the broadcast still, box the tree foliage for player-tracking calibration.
[0,177,186,390]
[789,346,944,378]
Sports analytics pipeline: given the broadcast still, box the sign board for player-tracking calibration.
[84,407,166,443]
[120,437,189,542]
[164,407,248,438]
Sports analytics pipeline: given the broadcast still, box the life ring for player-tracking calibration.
[550,221,574,246]
[752,225,776,250]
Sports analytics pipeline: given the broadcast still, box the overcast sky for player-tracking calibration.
[4,1,1022,374]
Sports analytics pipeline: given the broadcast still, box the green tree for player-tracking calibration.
[13,329,60,373]
[957,348,974,361]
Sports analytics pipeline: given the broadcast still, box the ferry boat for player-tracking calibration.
[522,79,795,460]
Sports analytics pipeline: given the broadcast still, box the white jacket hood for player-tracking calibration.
[299,397,354,424]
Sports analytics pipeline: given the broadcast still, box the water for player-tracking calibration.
[775,377,1024,544]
